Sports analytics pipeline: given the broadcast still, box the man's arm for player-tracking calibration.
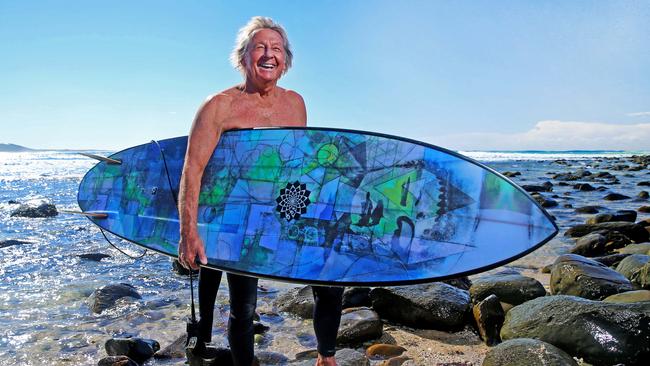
[178,95,224,270]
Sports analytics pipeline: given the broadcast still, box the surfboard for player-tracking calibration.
[77,127,558,286]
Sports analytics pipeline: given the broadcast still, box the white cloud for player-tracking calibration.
[627,111,650,117]
[431,120,650,151]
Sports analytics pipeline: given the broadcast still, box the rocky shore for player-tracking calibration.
[3,154,650,366]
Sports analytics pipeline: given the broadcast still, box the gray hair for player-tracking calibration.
[230,16,293,75]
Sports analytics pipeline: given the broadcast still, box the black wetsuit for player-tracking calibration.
[198,267,343,365]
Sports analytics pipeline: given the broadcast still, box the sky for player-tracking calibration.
[1,0,649,151]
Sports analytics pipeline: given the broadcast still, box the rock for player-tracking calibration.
[531,193,558,208]
[639,206,650,213]
[615,254,650,281]
[472,294,505,346]
[337,307,383,345]
[616,243,650,255]
[369,283,470,330]
[7,199,20,204]
[565,222,649,243]
[89,283,142,314]
[522,182,553,192]
[481,338,577,366]
[631,261,650,289]
[442,276,472,290]
[366,344,407,359]
[604,193,631,201]
[10,202,58,218]
[591,253,631,267]
[569,233,606,256]
[336,348,370,366]
[586,210,637,224]
[377,355,411,366]
[154,334,186,359]
[595,171,615,179]
[171,259,199,276]
[97,355,139,366]
[502,171,521,178]
[638,191,649,199]
[604,290,650,303]
[256,350,289,365]
[574,183,596,191]
[469,272,546,306]
[77,253,111,261]
[638,181,650,186]
[253,321,270,334]
[0,239,32,248]
[550,254,634,300]
[500,295,650,366]
[105,337,160,364]
[274,286,314,319]
[342,287,371,309]
[294,349,320,360]
[575,205,603,214]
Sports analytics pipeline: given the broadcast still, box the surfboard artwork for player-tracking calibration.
[77,127,558,286]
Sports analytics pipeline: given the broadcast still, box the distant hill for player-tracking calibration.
[0,143,35,152]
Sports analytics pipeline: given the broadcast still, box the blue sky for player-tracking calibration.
[1,1,649,150]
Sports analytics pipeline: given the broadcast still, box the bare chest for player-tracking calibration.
[223,98,301,129]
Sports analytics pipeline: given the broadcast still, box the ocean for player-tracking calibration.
[1,149,648,365]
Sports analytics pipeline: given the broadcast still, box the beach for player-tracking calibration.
[1,150,649,366]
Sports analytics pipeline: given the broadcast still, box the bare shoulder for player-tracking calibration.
[282,88,305,106]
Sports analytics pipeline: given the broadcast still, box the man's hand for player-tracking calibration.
[178,233,208,270]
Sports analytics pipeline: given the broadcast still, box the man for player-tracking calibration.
[177,16,343,366]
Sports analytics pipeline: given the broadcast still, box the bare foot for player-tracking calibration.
[315,355,337,366]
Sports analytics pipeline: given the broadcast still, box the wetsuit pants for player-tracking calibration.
[198,267,344,365]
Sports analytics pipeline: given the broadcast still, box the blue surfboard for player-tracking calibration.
[77,127,558,286]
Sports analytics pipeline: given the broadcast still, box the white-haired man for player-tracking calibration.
[178,16,343,366]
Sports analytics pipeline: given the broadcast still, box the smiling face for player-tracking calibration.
[243,28,286,87]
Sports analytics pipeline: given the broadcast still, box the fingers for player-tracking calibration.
[198,245,208,265]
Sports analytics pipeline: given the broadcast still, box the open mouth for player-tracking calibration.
[259,63,276,70]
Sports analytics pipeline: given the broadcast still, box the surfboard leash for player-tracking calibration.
[99,228,148,259]
[150,139,200,326]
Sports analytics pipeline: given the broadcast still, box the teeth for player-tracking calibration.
[260,63,275,69]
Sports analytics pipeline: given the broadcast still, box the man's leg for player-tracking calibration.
[198,267,223,343]
[227,273,259,366]
[312,286,344,365]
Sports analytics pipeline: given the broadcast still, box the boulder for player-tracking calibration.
[500,295,650,366]
[550,254,633,299]
[336,348,370,366]
[369,283,470,330]
[574,183,596,191]
[616,243,650,255]
[565,222,649,243]
[10,202,58,218]
[639,206,650,213]
[0,239,32,249]
[482,338,577,366]
[502,171,521,178]
[342,287,371,309]
[586,210,637,224]
[574,205,603,214]
[89,283,142,314]
[274,286,314,319]
[569,233,606,256]
[604,193,631,201]
[377,355,411,366]
[442,276,472,290]
[97,356,139,366]
[105,337,160,364]
[472,294,504,346]
[154,334,186,359]
[337,307,383,345]
[77,253,111,262]
[469,272,546,306]
[638,191,649,199]
[638,181,650,186]
[531,193,558,208]
[256,351,290,365]
[604,290,650,303]
[615,254,650,282]
[366,344,407,359]
[590,253,630,267]
[522,182,553,192]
